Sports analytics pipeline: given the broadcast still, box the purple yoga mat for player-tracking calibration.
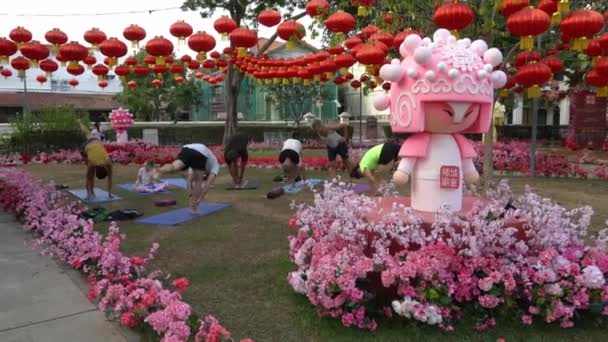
[136,203,230,226]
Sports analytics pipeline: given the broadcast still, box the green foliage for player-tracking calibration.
[260,80,327,124]
[114,49,204,121]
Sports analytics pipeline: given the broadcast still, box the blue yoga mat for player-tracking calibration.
[119,183,169,195]
[68,188,122,203]
[283,179,323,194]
[136,203,231,226]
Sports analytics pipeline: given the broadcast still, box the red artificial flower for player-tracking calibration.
[119,311,140,328]
[130,256,145,266]
[172,277,190,294]
[289,216,298,229]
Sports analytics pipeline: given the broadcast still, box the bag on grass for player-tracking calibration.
[104,209,143,221]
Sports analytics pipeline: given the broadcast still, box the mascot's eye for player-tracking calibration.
[443,109,454,117]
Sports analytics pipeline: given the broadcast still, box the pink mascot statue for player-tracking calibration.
[374,29,507,213]
[109,108,134,144]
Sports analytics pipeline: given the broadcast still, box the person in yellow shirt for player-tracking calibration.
[79,120,113,200]
[351,142,400,194]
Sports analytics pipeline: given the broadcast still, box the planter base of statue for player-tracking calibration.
[116,131,128,144]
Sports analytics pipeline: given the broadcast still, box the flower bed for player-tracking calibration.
[287,180,608,331]
[0,167,249,342]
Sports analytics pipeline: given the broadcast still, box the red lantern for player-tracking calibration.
[327,46,345,55]
[39,59,58,77]
[84,28,107,48]
[382,82,391,91]
[334,53,356,75]
[360,25,380,39]
[351,0,374,17]
[55,53,67,66]
[277,21,306,50]
[0,37,18,64]
[152,64,168,77]
[344,36,362,50]
[19,41,49,67]
[66,63,85,76]
[356,42,387,66]
[598,33,608,52]
[98,80,109,89]
[595,57,608,77]
[144,56,156,66]
[586,69,608,96]
[133,65,149,76]
[175,76,185,84]
[214,16,237,40]
[188,60,200,70]
[114,64,131,79]
[433,2,475,33]
[99,38,128,66]
[538,0,558,17]
[230,28,258,57]
[259,9,281,27]
[69,79,79,87]
[202,60,216,69]
[170,63,185,74]
[9,27,32,47]
[515,62,552,97]
[92,64,110,80]
[306,0,330,17]
[170,20,193,43]
[560,10,605,51]
[180,54,192,64]
[541,57,564,74]
[125,56,138,68]
[507,7,551,50]
[188,31,216,62]
[350,80,361,88]
[1,68,12,78]
[146,36,174,64]
[370,32,393,48]
[59,41,89,65]
[393,30,420,50]
[123,25,146,47]
[44,28,68,52]
[584,39,603,58]
[325,11,356,41]
[11,56,30,78]
[515,51,542,68]
[36,74,47,84]
[126,80,137,89]
[84,55,97,69]
[152,79,162,87]
[501,0,530,18]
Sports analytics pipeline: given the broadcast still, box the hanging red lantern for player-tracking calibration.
[1,68,12,78]
[66,63,85,76]
[180,54,192,64]
[59,41,89,65]
[84,28,107,48]
[55,53,67,66]
[597,33,608,54]
[170,20,193,43]
[188,31,216,62]
[393,30,420,50]
[123,24,146,47]
[10,56,30,78]
[103,57,112,66]
[214,16,237,40]
[92,64,110,80]
[258,9,282,27]
[350,80,361,89]
[68,79,79,87]
[515,62,552,97]
[351,0,374,17]
[433,2,475,34]
[356,42,387,74]
[152,64,168,77]
[382,82,391,91]
[83,55,96,69]
[334,53,356,75]
[19,40,49,67]
[501,0,530,18]
[99,38,128,66]
[152,79,162,87]
[327,46,345,55]
[369,32,393,48]
[515,51,542,67]
[202,60,216,69]
[344,36,362,50]
[360,25,380,39]
[0,37,18,64]
[114,64,131,79]
[560,10,605,51]
[585,69,608,96]
[98,80,109,89]
[584,39,603,58]
[170,63,185,74]
[143,56,156,66]
[541,57,564,74]
[125,56,138,69]
[325,11,356,41]
[9,27,32,47]
[133,65,149,76]
[306,0,330,17]
[146,36,174,64]
[230,28,258,57]
[36,74,47,84]
[595,57,608,77]
[538,0,560,26]
[174,76,185,84]
[507,7,551,51]
[44,28,68,52]
[277,21,306,50]
[188,60,200,70]
[209,51,221,59]
[39,59,58,77]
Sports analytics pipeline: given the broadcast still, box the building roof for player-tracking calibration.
[250,37,318,55]
[0,92,120,111]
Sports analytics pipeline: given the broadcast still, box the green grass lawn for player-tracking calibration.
[24,162,608,342]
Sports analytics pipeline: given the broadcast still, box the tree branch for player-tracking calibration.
[256,11,307,56]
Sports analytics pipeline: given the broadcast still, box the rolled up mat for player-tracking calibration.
[154,198,177,207]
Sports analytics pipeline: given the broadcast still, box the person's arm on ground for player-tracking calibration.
[107,164,113,198]
[193,173,216,207]
[299,164,306,182]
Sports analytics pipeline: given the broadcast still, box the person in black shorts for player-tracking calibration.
[279,135,305,184]
[311,119,354,179]
[224,133,249,188]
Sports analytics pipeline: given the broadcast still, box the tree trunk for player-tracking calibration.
[223,66,243,144]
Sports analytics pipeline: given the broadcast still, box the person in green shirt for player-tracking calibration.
[352,142,401,194]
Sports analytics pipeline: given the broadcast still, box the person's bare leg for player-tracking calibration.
[343,157,355,179]
[228,162,239,186]
[328,161,337,180]
[189,175,202,213]
[86,166,95,199]
[159,160,185,175]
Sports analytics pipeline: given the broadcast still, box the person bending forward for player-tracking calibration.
[79,120,113,200]
[279,137,306,185]
[224,133,249,188]
[352,142,400,194]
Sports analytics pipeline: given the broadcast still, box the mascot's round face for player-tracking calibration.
[424,102,481,133]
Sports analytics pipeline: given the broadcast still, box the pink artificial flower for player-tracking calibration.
[521,315,533,325]
[478,295,502,309]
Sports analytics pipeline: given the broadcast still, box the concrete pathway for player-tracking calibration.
[0,213,137,342]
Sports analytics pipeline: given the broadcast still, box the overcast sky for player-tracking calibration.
[1,0,321,54]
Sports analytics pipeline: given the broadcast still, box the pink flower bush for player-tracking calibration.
[287,179,608,331]
[0,167,251,342]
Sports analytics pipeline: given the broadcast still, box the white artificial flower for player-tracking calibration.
[582,266,606,289]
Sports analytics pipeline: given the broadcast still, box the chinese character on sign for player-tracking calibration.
[440,166,460,189]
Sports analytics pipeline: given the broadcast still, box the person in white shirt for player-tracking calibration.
[279,135,306,185]
[159,143,220,212]
[134,160,168,193]
[91,122,104,140]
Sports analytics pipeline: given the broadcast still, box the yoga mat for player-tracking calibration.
[226,179,259,190]
[347,183,371,194]
[118,183,169,194]
[136,203,231,226]
[283,179,323,194]
[68,188,122,203]
[164,178,215,189]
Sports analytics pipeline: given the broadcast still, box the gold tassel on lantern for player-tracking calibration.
[572,37,589,51]
[551,12,561,26]
[282,78,289,85]
[357,6,368,17]
[499,89,509,97]
[196,52,206,62]
[558,0,569,14]
[303,79,311,86]
[527,85,541,98]
[451,30,460,39]
[520,36,534,51]
[597,86,608,97]
[293,77,300,84]
[339,67,348,76]
[264,79,271,85]
[286,39,296,50]
[494,0,503,9]
[237,48,247,58]
[314,74,321,82]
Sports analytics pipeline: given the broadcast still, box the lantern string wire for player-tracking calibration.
[0,7,181,17]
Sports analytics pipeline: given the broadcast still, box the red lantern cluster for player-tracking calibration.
[433,2,475,33]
